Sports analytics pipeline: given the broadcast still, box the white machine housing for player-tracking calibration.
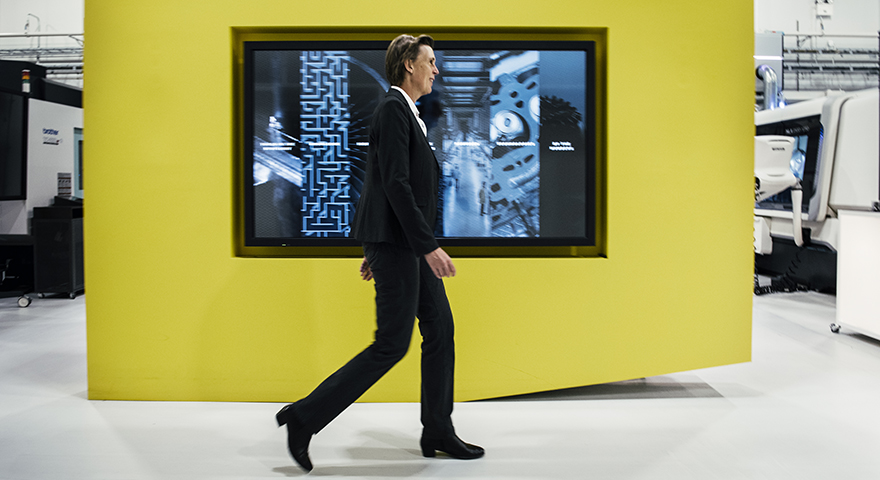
[754,136,797,254]
[754,135,797,202]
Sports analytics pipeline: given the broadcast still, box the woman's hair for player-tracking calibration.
[385,34,434,86]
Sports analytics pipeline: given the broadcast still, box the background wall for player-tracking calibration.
[83,0,755,402]
[0,0,83,34]
[755,0,880,39]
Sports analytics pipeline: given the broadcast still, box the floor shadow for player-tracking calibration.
[359,430,417,450]
[271,430,431,477]
[344,446,422,462]
[273,462,429,477]
[478,377,723,402]
[308,463,429,477]
[846,331,880,349]
[272,465,308,477]
[345,430,424,461]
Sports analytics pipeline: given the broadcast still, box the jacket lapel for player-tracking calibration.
[388,89,439,168]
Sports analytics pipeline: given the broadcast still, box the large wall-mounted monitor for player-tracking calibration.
[239,39,599,256]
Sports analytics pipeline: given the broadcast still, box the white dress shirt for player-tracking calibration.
[391,86,427,137]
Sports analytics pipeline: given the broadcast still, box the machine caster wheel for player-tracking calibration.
[69,293,76,299]
[38,293,45,299]
[830,323,841,334]
[17,296,31,308]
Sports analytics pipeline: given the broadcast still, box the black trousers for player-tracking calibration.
[290,242,456,439]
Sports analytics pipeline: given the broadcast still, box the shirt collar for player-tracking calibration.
[391,86,421,119]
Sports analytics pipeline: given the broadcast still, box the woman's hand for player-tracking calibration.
[425,247,456,279]
[359,257,373,281]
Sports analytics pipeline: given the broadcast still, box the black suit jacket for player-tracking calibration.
[352,89,440,256]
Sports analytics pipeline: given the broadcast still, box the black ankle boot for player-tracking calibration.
[276,404,313,472]
[420,434,485,459]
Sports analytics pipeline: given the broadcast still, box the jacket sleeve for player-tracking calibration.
[375,99,440,256]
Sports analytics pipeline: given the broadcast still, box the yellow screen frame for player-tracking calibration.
[232,27,607,258]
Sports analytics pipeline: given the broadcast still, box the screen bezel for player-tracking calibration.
[235,33,605,258]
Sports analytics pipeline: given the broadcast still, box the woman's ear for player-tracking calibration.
[404,58,414,75]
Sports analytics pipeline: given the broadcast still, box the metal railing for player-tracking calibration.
[782,32,879,91]
[0,32,84,87]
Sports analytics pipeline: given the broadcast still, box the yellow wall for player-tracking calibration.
[83,0,755,401]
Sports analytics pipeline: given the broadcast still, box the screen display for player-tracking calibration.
[243,40,596,249]
[756,115,822,213]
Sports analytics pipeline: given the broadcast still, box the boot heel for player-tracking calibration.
[421,446,436,457]
[276,404,292,427]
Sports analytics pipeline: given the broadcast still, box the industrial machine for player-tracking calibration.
[754,87,879,293]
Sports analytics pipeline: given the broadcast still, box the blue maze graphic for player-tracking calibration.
[300,51,352,237]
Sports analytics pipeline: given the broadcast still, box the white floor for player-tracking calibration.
[1,292,880,479]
